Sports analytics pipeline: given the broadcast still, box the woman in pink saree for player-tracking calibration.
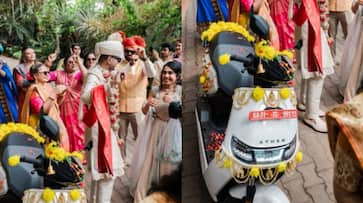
[54,55,87,152]
[269,0,296,50]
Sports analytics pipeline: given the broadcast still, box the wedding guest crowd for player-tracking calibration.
[0,27,183,202]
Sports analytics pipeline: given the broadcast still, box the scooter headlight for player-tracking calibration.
[231,136,253,163]
[283,136,297,160]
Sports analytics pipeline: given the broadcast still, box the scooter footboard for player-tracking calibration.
[203,158,232,202]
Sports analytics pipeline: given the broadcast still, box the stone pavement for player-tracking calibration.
[182,1,348,203]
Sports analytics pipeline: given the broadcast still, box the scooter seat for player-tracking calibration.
[209,31,255,96]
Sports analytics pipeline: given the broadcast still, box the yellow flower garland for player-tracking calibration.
[252,87,265,101]
[45,141,84,162]
[42,188,55,203]
[295,151,303,163]
[0,123,45,144]
[70,189,81,201]
[8,155,20,167]
[215,147,304,185]
[218,54,231,65]
[255,40,294,61]
[277,162,287,173]
[249,167,260,178]
[199,75,206,84]
[279,88,291,100]
[201,21,255,42]
[45,141,67,161]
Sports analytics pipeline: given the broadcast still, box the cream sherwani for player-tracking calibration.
[81,65,124,203]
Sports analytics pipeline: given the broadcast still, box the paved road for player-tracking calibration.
[182,1,348,203]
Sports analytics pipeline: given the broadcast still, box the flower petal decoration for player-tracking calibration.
[277,162,287,172]
[218,54,231,65]
[8,155,20,167]
[70,151,84,161]
[252,87,265,101]
[279,88,291,99]
[199,75,206,84]
[249,167,260,178]
[295,151,304,163]
[42,188,55,203]
[223,157,232,169]
[70,189,81,201]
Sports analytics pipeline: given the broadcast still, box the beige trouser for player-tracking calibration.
[89,178,115,203]
[328,11,348,57]
[119,112,140,159]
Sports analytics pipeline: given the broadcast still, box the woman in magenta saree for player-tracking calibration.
[269,0,296,50]
[54,55,87,152]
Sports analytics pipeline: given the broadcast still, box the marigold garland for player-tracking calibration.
[45,141,84,162]
[0,122,45,144]
[218,54,231,65]
[199,61,214,93]
[45,141,67,161]
[252,87,265,101]
[224,157,232,169]
[215,147,304,184]
[255,40,294,61]
[70,189,81,201]
[249,167,260,178]
[8,155,20,167]
[70,151,84,161]
[42,188,55,203]
[201,21,255,42]
[277,162,287,172]
[279,88,291,99]
[199,75,206,84]
[295,151,303,163]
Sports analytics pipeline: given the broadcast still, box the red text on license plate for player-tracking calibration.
[248,109,297,121]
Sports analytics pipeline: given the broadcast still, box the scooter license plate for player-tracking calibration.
[248,109,297,121]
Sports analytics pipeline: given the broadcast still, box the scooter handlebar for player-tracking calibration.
[20,156,42,166]
[230,54,254,66]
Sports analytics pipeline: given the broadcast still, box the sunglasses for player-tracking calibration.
[38,71,50,75]
[87,58,96,61]
[125,49,136,55]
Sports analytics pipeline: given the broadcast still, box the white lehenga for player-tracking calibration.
[127,86,182,202]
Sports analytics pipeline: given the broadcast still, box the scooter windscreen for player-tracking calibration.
[209,31,255,96]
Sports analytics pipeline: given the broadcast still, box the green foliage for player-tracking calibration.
[0,0,181,60]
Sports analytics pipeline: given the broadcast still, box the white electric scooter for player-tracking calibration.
[195,15,303,203]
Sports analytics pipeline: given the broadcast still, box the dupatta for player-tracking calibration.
[20,84,69,151]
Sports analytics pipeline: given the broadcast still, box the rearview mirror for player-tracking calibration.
[39,115,59,141]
